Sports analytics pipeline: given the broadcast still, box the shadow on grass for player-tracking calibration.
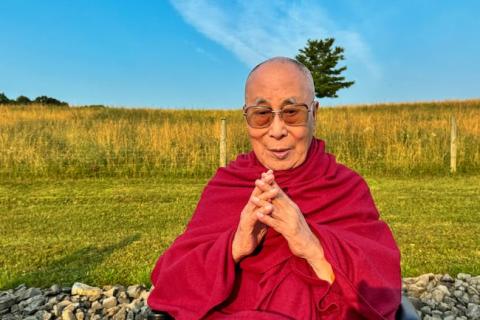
[1,233,140,290]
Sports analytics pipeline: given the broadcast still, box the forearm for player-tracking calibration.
[304,236,335,284]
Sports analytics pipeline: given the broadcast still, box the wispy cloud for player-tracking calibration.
[169,0,380,78]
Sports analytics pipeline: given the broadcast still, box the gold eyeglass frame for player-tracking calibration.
[242,100,315,129]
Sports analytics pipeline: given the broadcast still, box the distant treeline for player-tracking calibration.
[0,92,68,106]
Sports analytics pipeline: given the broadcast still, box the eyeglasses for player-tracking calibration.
[243,101,314,129]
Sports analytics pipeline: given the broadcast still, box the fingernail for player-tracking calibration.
[265,204,272,211]
[257,212,264,218]
[252,196,259,202]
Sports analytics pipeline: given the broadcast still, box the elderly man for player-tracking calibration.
[147,57,402,319]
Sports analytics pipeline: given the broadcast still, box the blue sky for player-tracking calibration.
[1,0,479,108]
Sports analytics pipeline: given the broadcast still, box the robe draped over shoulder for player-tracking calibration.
[147,138,402,319]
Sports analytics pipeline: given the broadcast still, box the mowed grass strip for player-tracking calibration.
[1,175,479,290]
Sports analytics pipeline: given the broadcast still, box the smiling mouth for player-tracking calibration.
[269,149,291,159]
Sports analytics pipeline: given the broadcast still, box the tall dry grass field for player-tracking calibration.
[0,100,479,178]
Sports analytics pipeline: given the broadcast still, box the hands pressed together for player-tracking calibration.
[232,170,335,284]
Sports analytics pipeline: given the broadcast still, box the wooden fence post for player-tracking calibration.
[450,115,457,174]
[219,118,227,167]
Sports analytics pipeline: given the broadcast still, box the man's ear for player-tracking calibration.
[311,100,319,136]
[312,100,319,121]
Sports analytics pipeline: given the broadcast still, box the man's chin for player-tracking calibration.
[264,160,295,171]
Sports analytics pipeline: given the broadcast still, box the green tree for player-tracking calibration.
[0,92,12,104]
[16,95,32,104]
[33,95,68,106]
[295,38,354,98]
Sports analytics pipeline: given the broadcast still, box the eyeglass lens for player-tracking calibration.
[246,105,308,128]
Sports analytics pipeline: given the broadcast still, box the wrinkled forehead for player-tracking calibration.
[244,62,313,105]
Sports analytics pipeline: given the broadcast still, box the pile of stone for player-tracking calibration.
[1,273,480,319]
[0,282,152,320]
[403,273,480,319]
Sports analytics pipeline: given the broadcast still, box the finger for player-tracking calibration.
[255,179,275,193]
[253,203,273,216]
[256,210,280,230]
[257,186,279,201]
[262,173,274,185]
[251,195,273,208]
[269,179,286,198]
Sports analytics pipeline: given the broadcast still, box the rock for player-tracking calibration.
[103,296,117,309]
[71,283,102,297]
[457,273,471,281]
[441,274,455,283]
[20,294,46,315]
[127,285,144,299]
[416,273,434,287]
[91,300,102,311]
[16,287,42,302]
[46,284,61,296]
[75,309,85,320]
[0,292,16,310]
[114,306,127,320]
[420,305,432,315]
[35,310,53,320]
[118,291,130,304]
[61,287,72,293]
[62,308,76,320]
[467,303,480,318]
[432,285,450,303]
[104,287,118,297]
[128,299,143,313]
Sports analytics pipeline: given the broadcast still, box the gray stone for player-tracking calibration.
[431,309,443,317]
[457,273,471,281]
[467,286,479,295]
[471,294,480,304]
[420,305,432,314]
[442,274,455,283]
[431,285,449,303]
[16,287,42,302]
[46,284,61,296]
[21,294,47,315]
[0,292,16,310]
[466,303,480,318]
[438,302,450,312]
[35,309,53,320]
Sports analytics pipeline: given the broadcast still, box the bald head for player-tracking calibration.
[245,57,315,101]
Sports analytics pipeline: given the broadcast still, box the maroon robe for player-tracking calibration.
[148,138,402,319]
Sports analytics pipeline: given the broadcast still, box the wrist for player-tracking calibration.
[303,234,325,262]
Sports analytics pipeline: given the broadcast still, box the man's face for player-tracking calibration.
[244,62,318,171]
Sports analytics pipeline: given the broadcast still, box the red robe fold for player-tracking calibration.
[147,138,402,319]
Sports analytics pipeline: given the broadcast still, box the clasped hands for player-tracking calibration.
[232,170,335,284]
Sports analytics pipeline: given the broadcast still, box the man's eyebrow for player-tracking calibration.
[253,97,298,106]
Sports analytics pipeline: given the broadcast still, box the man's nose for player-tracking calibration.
[268,112,287,139]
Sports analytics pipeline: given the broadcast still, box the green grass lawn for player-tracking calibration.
[1,175,479,290]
